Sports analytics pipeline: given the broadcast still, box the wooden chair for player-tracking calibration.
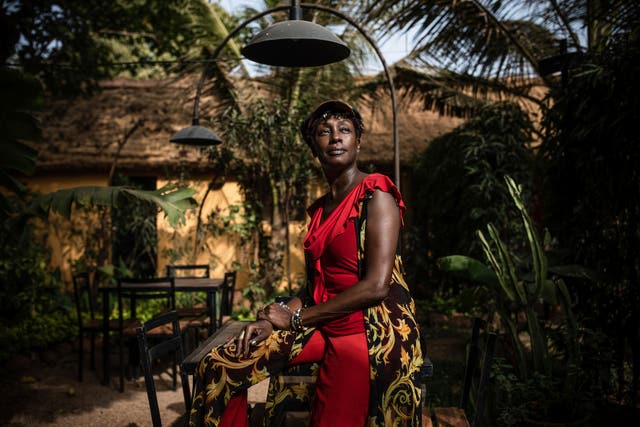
[72,272,99,382]
[117,277,176,392]
[423,318,498,427]
[72,272,138,382]
[181,270,238,338]
[166,264,210,280]
[166,264,212,347]
[165,265,209,321]
[136,310,190,427]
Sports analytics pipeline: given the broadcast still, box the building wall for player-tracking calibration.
[24,173,308,293]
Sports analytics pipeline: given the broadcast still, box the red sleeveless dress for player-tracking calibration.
[293,173,405,426]
[197,173,411,427]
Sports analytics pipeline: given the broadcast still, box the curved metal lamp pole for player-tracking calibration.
[171,1,400,189]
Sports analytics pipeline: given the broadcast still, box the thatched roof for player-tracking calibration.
[37,76,464,174]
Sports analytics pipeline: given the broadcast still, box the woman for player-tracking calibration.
[189,100,423,427]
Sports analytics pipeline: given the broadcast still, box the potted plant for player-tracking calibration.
[437,176,601,426]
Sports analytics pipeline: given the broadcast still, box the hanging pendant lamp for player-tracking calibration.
[241,0,349,67]
[169,122,222,146]
[241,19,350,67]
[170,1,351,148]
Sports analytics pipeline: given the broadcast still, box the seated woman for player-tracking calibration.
[189,100,423,427]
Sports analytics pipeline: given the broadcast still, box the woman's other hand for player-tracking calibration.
[224,319,273,358]
[257,302,292,331]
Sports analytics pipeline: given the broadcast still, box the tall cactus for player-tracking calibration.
[438,175,579,384]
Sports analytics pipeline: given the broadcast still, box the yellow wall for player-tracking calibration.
[24,173,309,291]
[25,174,109,283]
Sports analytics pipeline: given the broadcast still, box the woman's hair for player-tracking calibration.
[301,100,364,147]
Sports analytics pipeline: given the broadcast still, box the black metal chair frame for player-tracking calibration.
[420,317,497,427]
[217,271,237,329]
[136,310,191,427]
[117,276,176,392]
[72,272,99,382]
[166,264,210,279]
[460,318,497,426]
[166,264,213,352]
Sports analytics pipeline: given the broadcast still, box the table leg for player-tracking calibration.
[208,289,218,336]
[102,290,110,386]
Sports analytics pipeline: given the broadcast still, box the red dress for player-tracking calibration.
[190,173,419,427]
[296,173,405,426]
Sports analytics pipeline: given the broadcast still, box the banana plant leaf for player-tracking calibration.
[31,184,197,228]
[437,254,499,287]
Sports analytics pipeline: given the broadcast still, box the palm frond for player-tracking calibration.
[357,0,585,86]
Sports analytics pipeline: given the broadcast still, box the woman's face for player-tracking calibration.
[311,115,360,168]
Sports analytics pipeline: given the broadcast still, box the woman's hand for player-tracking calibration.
[224,319,273,358]
[257,302,292,331]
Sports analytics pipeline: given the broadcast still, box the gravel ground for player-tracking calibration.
[0,341,268,427]
[0,332,473,426]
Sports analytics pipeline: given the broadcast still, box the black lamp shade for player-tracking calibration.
[170,125,222,146]
[241,20,350,67]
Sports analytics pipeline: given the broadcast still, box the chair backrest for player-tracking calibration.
[460,317,498,427]
[117,277,176,321]
[166,264,210,278]
[218,271,237,328]
[72,272,96,327]
[136,310,190,427]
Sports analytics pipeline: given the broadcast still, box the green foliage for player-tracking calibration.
[0,309,75,363]
[4,0,232,95]
[0,67,43,206]
[0,201,60,324]
[0,196,75,363]
[438,176,601,424]
[202,99,318,305]
[539,14,640,404]
[407,101,534,298]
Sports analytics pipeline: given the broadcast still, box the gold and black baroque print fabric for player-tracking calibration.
[356,193,424,427]
[188,327,315,426]
[189,189,423,427]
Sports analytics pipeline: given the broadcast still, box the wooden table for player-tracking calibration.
[181,320,247,407]
[98,277,224,387]
[181,320,247,375]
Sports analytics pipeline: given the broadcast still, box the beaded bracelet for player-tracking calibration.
[290,307,308,332]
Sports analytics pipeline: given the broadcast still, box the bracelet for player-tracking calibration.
[290,307,308,332]
[278,301,292,314]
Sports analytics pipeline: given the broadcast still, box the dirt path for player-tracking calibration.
[0,327,468,426]
[0,342,268,427]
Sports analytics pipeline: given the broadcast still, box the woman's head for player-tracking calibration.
[301,100,364,149]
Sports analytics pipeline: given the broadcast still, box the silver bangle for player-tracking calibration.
[278,301,293,314]
[291,307,308,332]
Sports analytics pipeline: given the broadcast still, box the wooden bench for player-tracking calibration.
[423,407,470,427]
[181,320,247,408]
